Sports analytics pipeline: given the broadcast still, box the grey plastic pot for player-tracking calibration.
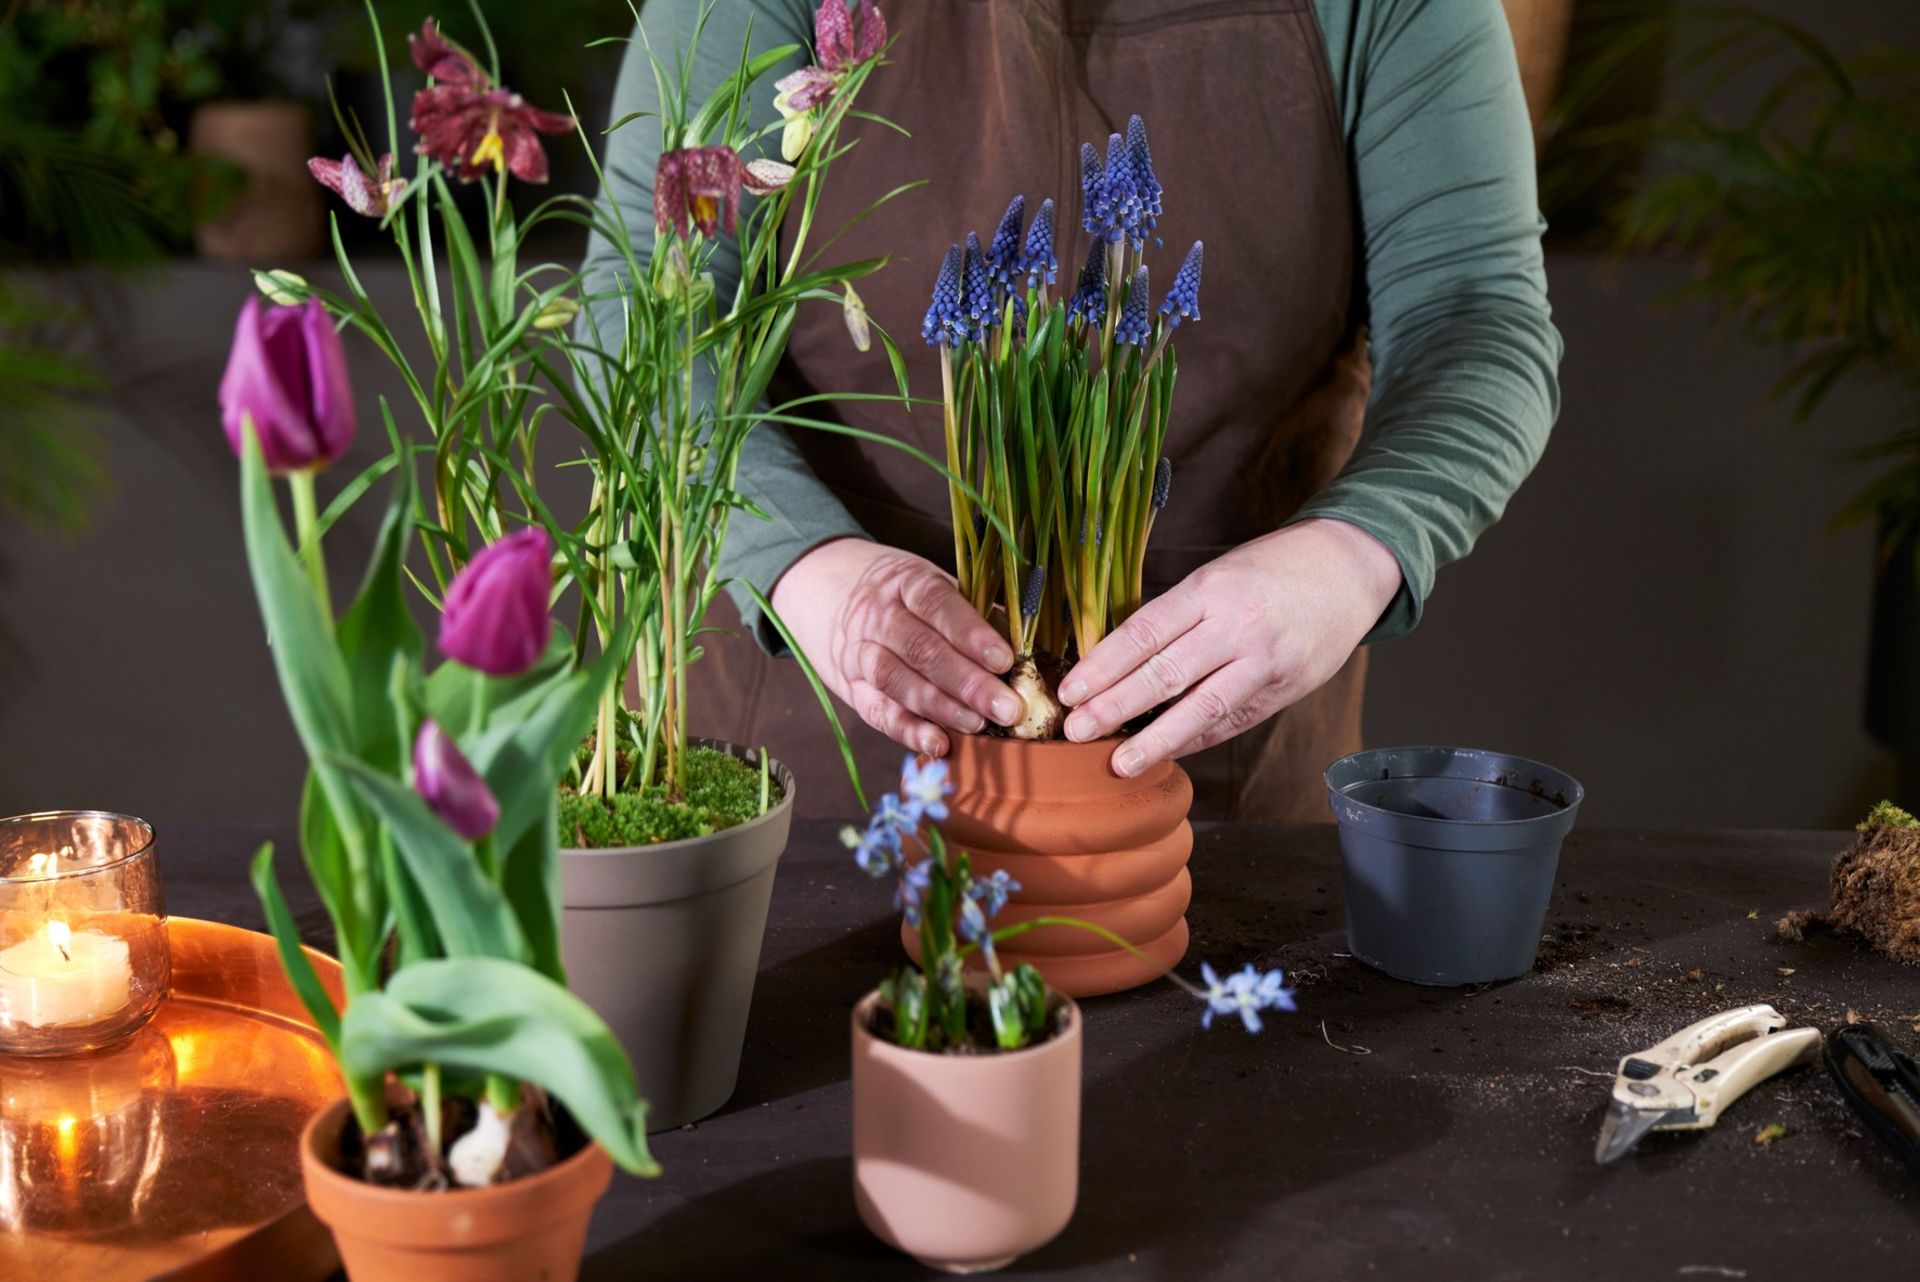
[1324,746,1584,986]
[560,741,794,1132]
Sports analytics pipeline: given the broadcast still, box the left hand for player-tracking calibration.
[1058,518,1404,778]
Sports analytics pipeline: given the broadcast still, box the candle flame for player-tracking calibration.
[25,853,54,878]
[47,919,71,962]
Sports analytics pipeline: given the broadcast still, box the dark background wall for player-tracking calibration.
[0,1,1913,835]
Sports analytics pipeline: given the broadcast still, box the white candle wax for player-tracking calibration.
[0,920,134,1028]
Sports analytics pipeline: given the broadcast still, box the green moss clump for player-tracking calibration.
[559,745,778,848]
[1859,801,1918,835]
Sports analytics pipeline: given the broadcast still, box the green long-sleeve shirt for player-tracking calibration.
[583,0,1560,645]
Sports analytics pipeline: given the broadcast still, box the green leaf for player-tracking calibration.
[681,44,801,148]
[249,842,342,1047]
[334,469,423,774]
[325,755,532,964]
[340,958,658,1176]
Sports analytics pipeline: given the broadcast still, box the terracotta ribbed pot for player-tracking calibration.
[851,987,1081,1273]
[299,1099,611,1282]
[902,735,1192,996]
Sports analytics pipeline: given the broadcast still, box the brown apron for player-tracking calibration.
[689,0,1371,823]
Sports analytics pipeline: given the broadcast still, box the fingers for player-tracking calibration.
[858,639,987,735]
[1057,586,1207,708]
[1109,662,1265,778]
[900,571,1015,673]
[1062,621,1234,743]
[1176,685,1290,758]
[890,585,1024,728]
[848,677,950,758]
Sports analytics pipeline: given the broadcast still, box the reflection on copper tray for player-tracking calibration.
[0,918,344,1282]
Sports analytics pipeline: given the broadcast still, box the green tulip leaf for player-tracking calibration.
[340,957,658,1176]
[334,463,423,774]
[249,842,342,1047]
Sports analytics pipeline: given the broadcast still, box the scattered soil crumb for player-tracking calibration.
[1827,802,1920,964]
[1775,909,1821,943]
[1777,967,1796,978]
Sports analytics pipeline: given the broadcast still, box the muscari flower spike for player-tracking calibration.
[1126,115,1162,240]
[1116,265,1151,347]
[1078,142,1103,234]
[1021,197,1058,288]
[921,243,968,347]
[1152,456,1173,510]
[1067,235,1107,325]
[985,195,1026,287]
[1159,240,1204,328]
[962,231,993,331]
[1090,130,1137,244]
[1020,563,1046,620]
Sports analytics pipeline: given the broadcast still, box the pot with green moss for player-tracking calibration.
[558,738,794,1130]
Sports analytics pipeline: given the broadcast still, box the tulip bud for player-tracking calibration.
[219,297,356,474]
[413,721,500,841]
[437,527,554,676]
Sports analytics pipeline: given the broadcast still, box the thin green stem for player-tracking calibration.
[287,469,332,623]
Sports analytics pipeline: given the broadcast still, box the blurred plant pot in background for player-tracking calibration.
[1867,530,1920,808]
[903,735,1193,998]
[558,744,795,1131]
[851,986,1081,1273]
[188,102,324,263]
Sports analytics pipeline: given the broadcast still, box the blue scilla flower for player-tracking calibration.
[900,754,952,824]
[873,789,916,836]
[1066,236,1107,325]
[1159,240,1203,328]
[1125,115,1162,240]
[1021,198,1058,287]
[963,231,993,333]
[986,195,1026,287]
[843,816,902,878]
[967,868,1022,918]
[921,243,967,347]
[895,859,932,927]
[958,895,997,967]
[1199,962,1297,1033]
[1078,142,1103,234]
[1116,265,1151,347]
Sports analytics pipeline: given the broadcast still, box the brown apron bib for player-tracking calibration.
[689,0,1371,822]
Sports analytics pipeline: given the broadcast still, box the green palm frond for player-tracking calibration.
[0,283,108,536]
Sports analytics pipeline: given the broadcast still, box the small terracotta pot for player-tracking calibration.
[300,1099,612,1282]
[851,987,1081,1273]
[188,101,324,262]
[903,734,1193,995]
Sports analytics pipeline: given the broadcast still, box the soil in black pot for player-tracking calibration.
[1828,802,1920,965]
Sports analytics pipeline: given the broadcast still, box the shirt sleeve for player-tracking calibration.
[582,0,869,648]
[1296,0,1564,641]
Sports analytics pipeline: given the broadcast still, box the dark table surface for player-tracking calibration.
[166,821,1920,1280]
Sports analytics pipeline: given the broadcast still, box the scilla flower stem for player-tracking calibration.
[287,467,332,622]
[967,914,1205,999]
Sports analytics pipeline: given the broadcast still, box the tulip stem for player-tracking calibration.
[288,470,332,622]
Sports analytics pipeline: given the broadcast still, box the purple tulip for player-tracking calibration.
[219,297,356,473]
[413,721,500,841]
[437,527,553,676]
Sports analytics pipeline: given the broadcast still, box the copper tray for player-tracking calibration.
[1,917,345,1282]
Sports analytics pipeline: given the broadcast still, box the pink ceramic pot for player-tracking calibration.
[850,988,1081,1274]
[903,734,1193,996]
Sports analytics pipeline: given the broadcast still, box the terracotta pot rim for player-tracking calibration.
[559,739,795,860]
[300,1097,609,1210]
[948,733,1125,749]
[850,986,1081,1064]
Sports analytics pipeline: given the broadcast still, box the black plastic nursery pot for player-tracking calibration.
[560,740,795,1132]
[1324,746,1584,986]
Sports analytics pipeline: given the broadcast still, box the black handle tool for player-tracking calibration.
[1823,1022,1920,1178]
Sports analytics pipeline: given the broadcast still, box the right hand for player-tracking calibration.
[770,538,1024,757]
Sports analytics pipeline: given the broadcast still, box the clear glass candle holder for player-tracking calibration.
[0,812,169,1056]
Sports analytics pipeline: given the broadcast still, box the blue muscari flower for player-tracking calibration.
[1078,142,1103,234]
[1020,198,1057,287]
[1088,131,1137,244]
[1066,236,1106,325]
[921,243,967,347]
[967,868,1021,918]
[1020,563,1046,620]
[1159,240,1203,328]
[963,231,993,333]
[895,859,932,926]
[1125,115,1162,239]
[1115,264,1151,347]
[1152,456,1173,511]
[986,195,1026,287]
[900,754,952,824]
[1199,962,1297,1033]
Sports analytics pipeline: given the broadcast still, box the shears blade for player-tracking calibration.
[1594,1100,1675,1164]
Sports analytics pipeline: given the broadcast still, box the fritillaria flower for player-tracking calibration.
[408,19,574,183]
[218,297,355,474]
[773,0,888,158]
[842,282,872,352]
[413,721,500,841]
[655,147,790,240]
[438,527,553,676]
[306,152,405,218]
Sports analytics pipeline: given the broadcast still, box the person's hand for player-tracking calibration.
[770,538,1024,757]
[1058,518,1404,778]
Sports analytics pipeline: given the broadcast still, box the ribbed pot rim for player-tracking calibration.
[558,738,795,860]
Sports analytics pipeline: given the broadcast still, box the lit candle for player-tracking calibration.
[0,919,134,1028]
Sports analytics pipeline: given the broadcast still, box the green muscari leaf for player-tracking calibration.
[339,958,658,1177]
[325,755,532,965]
